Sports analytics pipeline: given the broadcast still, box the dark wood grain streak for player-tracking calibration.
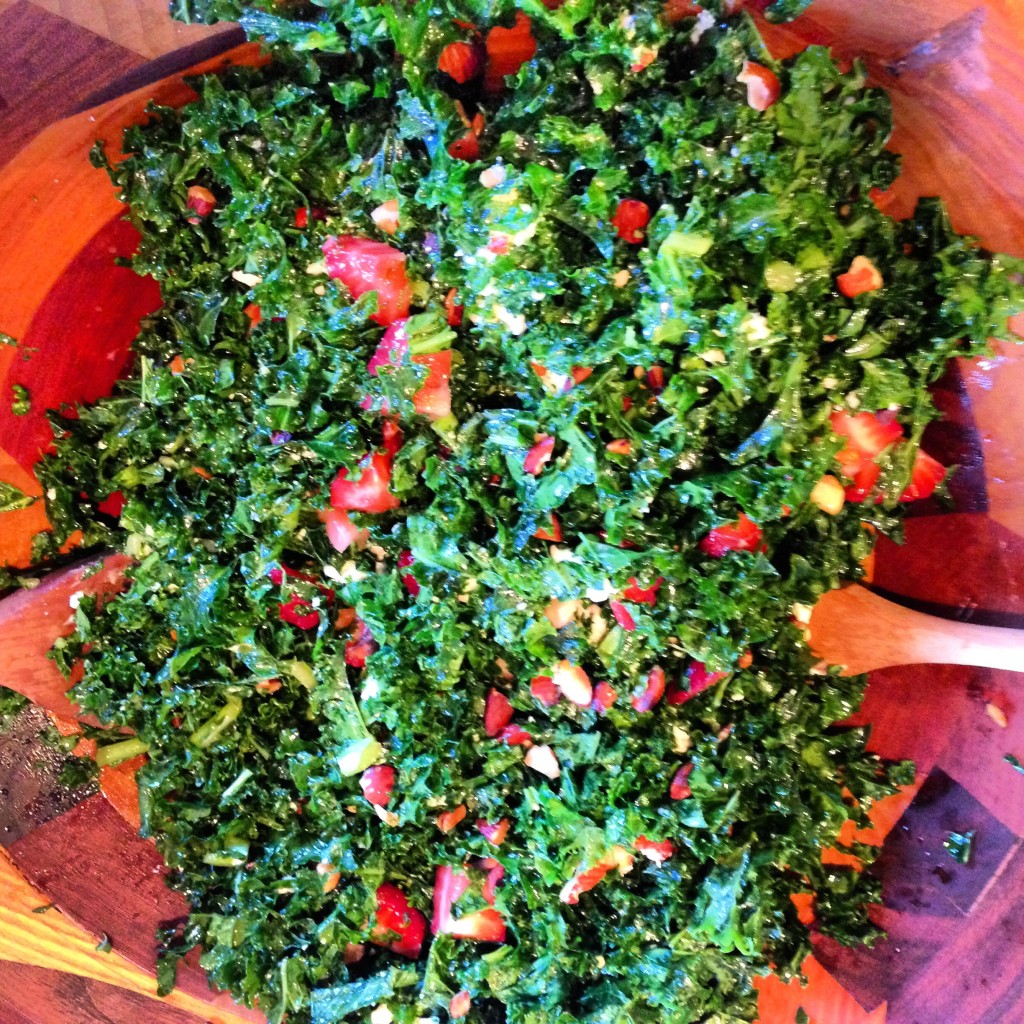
[6,795,263,1022]
[0,705,96,847]
[0,2,143,169]
[0,959,207,1024]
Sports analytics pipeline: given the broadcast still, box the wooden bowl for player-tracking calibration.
[2,5,1024,1023]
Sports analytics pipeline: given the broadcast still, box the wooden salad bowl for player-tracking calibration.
[2,3,1024,1022]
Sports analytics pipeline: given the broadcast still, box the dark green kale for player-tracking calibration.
[30,1,1024,1022]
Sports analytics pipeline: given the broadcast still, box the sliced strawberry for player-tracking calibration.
[670,763,693,801]
[320,508,369,554]
[447,908,506,942]
[476,818,510,846]
[367,320,410,377]
[437,804,468,833]
[412,349,453,421]
[345,617,375,668]
[900,449,945,502]
[484,689,514,737]
[609,600,636,631]
[497,724,533,746]
[830,409,902,471]
[559,846,634,905]
[737,60,781,111]
[481,859,505,904]
[398,548,420,597]
[622,577,663,605]
[484,12,537,93]
[432,865,506,942]
[372,882,426,959]
[647,365,667,392]
[330,452,400,514]
[667,661,728,705]
[837,255,884,298]
[632,666,666,713]
[382,419,404,459]
[439,40,486,83]
[635,836,674,864]
[591,681,618,713]
[360,764,395,806]
[186,185,216,220]
[321,235,412,326]
[552,660,593,706]
[448,132,481,162]
[533,513,563,542]
[445,288,465,327]
[699,512,762,557]
[844,460,881,503]
[294,205,326,229]
[530,675,559,707]
[611,199,650,244]
[524,434,555,475]
[431,865,472,935]
[279,596,319,630]
[97,490,126,518]
[450,991,472,1019]
[606,439,633,456]
[371,199,399,235]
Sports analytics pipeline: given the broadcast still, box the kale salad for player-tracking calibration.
[25,0,1024,1020]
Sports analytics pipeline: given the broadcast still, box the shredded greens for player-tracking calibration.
[28,1,1024,1022]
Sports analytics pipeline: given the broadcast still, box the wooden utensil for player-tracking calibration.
[809,584,1024,676]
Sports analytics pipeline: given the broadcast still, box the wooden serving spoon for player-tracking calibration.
[808,583,1024,676]
[2,559,1020,724]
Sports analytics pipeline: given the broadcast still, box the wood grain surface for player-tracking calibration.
[2,2,1024,1024]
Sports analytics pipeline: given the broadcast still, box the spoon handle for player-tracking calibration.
[809,584,1024,676]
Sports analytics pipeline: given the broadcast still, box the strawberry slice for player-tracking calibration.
[372,882,427,958]
[634,836,674,864]
[552,660,593,707]
[186,185,216,220]
[611,199,650,244]
[666,662,727,705]
[446,908,506,942]
[830,409,902,472]
[609,600,636,631]
[484,689,514,737]
[699,513,762,557]
[322,235,412,326]
[632,666,666,713]
[360,764,395,806]
[591,681,618,713]
[670,763,693,801]
[437,805,467,833]
[330,453,400,514]
[344,617,375,668]
[484,12,537,92]
[622,577,663,606]
[279,596,319,630]
[900,449,945,501]
[837,255,884,298]
[439,40,486,83]
[530,675,559,707]
[737,60,781,111]
[320,508,369,554]
[524,434,555,475]
[533,513,563,542]
[97,490,126,518]
[432,865,507,942]
[476,818,510,846]
[412,349,453,421]
[497,724,533,746]
[448,132,481,162]
[844,460,881,503]
[480,859,505,904]
[559,846,634,905]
